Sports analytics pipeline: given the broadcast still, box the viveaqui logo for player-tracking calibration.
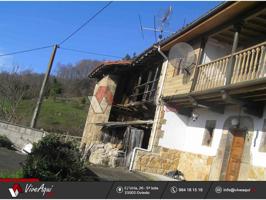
[9,183,54,198]
[88,85,114,114]
[9,183,23,197]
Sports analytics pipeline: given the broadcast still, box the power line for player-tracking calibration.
[59,47,122,59]
[0,2,113,58]
[0,45,54,57]
[59,1,113,45]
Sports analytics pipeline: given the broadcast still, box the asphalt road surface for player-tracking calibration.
[88,165,150,181]
[0,147,26,172]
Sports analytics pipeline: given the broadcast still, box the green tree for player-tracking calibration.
[49,78,63,100]
[123,54,131,60]
[22,135,90,181]
[132,52,137,59]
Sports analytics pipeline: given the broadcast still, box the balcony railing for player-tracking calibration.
[194,41,266,92]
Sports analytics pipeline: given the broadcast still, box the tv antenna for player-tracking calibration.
[168,42,197,84]
[139,6,174,42]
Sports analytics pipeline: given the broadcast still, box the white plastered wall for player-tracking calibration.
[159,104,266,167]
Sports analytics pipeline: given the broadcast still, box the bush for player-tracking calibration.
[22,135,88,181]
[80,97,86,105]
[0,135,14,150]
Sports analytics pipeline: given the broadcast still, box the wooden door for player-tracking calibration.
[225,131,245,181]
[123,127,144,167]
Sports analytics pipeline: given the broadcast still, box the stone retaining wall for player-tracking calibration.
[177,152,213,180]
[134,147,213,180]
[248,166,266,180]
[0,121,45,148]
[133,147,180,175]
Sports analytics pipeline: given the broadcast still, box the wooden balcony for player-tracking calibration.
[194,41,266,92]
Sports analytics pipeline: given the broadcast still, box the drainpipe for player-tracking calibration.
[156,46,168,105]
[157,45,168,60]
[129,46,168,171]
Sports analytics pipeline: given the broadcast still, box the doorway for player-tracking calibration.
[209,116,253,181]
[225,129,245,181]
[123,126,144,168]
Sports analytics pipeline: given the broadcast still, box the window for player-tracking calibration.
[202,120,216,146]
[131,66,161,102]
[259,119,266,152]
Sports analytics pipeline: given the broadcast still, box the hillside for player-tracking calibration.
[16,98,89,136]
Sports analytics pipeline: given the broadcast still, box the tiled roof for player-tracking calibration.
[88,60,131,78]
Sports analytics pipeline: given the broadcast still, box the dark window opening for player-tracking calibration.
[130,65,161,103]
[100,126,151,167]
[100,126,151,150]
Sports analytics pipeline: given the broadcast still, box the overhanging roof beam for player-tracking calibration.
[188,96,224,114]
[221,90,263,118]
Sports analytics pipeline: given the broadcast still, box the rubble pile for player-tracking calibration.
[88,142,125,167]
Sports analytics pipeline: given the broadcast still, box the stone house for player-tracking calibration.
[81,57,164,167]
[81,1,266,180]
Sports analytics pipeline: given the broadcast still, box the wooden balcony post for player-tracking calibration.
[132,74,142,102]
[225,22,244,85]
[190,37,207,92]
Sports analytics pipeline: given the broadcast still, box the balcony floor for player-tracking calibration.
[163,77,266,117]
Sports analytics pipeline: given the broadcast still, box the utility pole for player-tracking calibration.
[30,44,58,128]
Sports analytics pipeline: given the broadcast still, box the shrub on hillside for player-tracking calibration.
[80,97,86,104]
[22,135,90,181]
[0,135,14,150]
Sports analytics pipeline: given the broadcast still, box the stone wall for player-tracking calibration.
[134,147,180,175]
[134,147,213,180]
[88,142,124,168]
[148,105,166,150]
[0,120,45,148]
[248,166,266,180]
[177,152,213,180]
[133,105,180,175]
[81,75,117,147]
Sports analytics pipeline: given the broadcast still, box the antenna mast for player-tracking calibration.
[139,6,174,42]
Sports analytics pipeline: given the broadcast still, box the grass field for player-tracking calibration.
[0,170,23,178]
[15,98,89,136]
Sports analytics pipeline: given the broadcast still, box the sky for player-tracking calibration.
[0,1,220,74]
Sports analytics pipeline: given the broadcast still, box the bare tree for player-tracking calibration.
[0,59,100,122]
[0,66,31,122]
[56,59,99,97]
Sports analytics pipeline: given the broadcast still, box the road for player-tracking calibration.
[0,147,26,172]
[88,165,151,181]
